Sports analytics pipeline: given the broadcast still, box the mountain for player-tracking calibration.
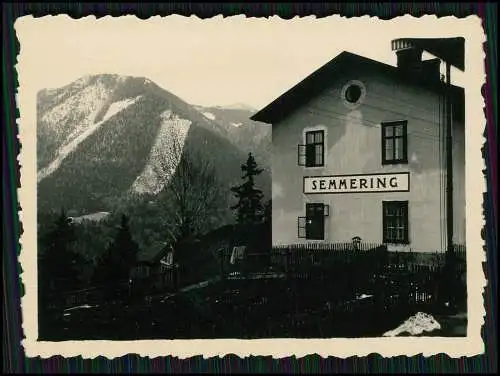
[37,74,271,218]
[193,105,271,170]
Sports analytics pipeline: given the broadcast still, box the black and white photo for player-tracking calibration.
[16,14,486,359]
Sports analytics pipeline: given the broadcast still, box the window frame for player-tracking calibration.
[298,130,325,168]
[297,203,329,240]
[381,121,408,165]
[382,200,410,245]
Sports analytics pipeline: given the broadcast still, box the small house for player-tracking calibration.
[131,242,176,292]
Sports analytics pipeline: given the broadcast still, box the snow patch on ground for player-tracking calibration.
[356,294,373,300]
[41,81,108,127]
[64,304,98,312]
[202,112,216,120]
[383,312,441,337]
[101,96,141,124]
[37,95,142,183]
[132,110,192,194]
[218,103,256,111]
[69,211,111,224]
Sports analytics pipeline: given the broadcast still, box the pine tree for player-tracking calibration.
[263,199,272,225]
[93,214,140,287]
[230,152,265,225]
[38,209,83,297]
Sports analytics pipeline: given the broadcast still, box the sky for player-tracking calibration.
[16,15,469,110]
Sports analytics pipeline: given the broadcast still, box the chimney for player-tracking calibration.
[421,58,442,83]
[391,39,424,77]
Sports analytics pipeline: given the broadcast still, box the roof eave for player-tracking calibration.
[250,51,351,125]
[250,49,465,125]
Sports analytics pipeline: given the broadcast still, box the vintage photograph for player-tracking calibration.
[16,15,486,358]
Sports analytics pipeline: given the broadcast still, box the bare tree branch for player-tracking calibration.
[150,124,225,244]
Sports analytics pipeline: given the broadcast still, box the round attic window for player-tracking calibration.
[341,80,366,109]
[345,85,362,103]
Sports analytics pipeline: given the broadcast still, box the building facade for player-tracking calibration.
[252,47,465,253]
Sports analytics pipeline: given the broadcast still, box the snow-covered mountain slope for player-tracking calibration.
[132,110,192,195]
[38,95,142,183]
[193,105,271,171]
[37,74,271,215]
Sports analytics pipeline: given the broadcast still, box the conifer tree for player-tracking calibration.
[93,214,140,287]
[263,199,272,225]
[38,209,83,297]
[230,152,265,225]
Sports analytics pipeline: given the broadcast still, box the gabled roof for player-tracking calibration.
[251,51,464,125]
[137,241,170,264]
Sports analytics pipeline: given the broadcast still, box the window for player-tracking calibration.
[341,80,367,109]
[344,84,362,103]
[383,201,409,244]
[298,130,324,167]
[381,121,408,164]
[298,203,329,240]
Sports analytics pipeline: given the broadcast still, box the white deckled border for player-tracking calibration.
[15,13,487,359]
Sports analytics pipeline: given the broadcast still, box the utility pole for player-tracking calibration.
[445,61,454,254]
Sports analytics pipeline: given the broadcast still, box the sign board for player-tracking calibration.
[303,172,410,194]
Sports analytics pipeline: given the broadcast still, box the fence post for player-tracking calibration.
[285,248,291,280]
[173,263,179,292]
[219,248,226,281]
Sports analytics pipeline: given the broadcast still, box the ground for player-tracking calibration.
[39,277,467,341]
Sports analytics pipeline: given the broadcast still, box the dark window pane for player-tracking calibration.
[306,216,325,240]
[306,203,324,216]
[345,85,362,103]
[305,203,326,240]
[305,144,316,167]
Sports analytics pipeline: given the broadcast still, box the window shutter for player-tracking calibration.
[297,145,306,166]
[298,216,306,238]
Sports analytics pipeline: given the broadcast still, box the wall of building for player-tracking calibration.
[271,70,466,252]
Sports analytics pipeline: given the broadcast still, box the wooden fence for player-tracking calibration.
[219,242,388,278]
[217,242,467,313]
[47,242,466,318]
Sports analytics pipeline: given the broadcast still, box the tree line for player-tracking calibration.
[38,142,270,308]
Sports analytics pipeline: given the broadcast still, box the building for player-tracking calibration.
[130,242,176,292]
[252,39,465,253]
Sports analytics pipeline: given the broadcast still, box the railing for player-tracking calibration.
[47,243,467,317]
[218,242,388,280]
[271,242,388,267]
[217,242,466,310]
